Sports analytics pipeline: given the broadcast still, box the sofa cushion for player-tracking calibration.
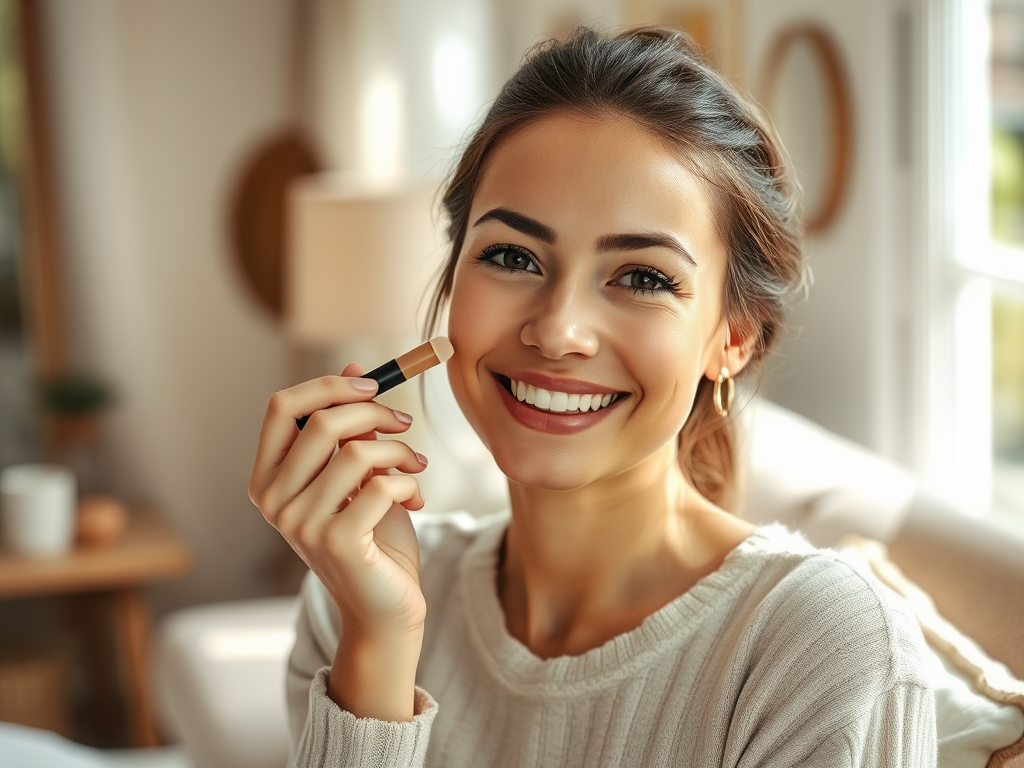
[153,596,299,768]
[740,399,917,546]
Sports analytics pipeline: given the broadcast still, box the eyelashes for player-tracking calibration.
[478,243,540,274]
[475,243,684,297]
[622,264,683,295]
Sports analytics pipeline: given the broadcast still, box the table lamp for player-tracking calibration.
[285,174,441,349]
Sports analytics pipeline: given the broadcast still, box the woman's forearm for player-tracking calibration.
[328,627,424,722]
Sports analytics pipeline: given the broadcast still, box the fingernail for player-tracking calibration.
[393,409,413,424]
[415,452,428,466]
[351,378,378,392]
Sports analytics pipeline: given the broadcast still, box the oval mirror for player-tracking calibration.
[759,25,852,233]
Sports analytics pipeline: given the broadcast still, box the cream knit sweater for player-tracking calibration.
[286,512,937,767]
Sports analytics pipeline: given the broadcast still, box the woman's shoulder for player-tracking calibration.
[713,525,936,767]
[737,524,931,692]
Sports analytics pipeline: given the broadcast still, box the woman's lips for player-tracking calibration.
[499,370,622,396]
[492,374,627,435]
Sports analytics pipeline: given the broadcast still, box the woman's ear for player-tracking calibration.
[704,322,755,380]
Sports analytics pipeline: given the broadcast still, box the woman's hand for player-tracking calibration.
[248,363,429,637]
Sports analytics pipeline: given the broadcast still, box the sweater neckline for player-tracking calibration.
[458,517,795,697]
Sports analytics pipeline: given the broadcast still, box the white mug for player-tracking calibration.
[0,464,77,558]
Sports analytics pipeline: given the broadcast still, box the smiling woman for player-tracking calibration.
[445,112,737,497]
[249,25,938,768]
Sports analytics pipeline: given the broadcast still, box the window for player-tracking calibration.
[919,0,1024,521]
[990,0,1024,519]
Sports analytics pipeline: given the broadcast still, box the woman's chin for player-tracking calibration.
[492,452,602,493]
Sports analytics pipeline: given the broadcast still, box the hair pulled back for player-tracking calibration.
[426,25,805,509]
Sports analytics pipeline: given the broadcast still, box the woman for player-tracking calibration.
[249,26,937,767]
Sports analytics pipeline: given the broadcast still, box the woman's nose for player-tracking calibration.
[520,282,600,359]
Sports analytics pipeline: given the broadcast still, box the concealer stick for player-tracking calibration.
[295,336,455,431]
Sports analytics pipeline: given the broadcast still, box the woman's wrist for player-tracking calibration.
[328,625,425,722]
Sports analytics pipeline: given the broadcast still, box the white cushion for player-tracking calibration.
[153,597,299,768]
[741,399,917,545]
[927,641,1024,768]
[0,723,110,768]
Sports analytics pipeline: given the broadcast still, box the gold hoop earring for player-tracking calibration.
[713,367,734,418]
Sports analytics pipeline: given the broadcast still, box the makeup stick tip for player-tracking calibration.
[429,336,455,362]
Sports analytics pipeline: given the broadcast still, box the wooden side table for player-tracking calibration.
[0,511,191,747]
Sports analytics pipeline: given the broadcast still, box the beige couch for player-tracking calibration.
[740,400,1024,682]
[888,494,1024,682]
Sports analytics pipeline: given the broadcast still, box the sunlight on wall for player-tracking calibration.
[358,71,403,183]
[954,278,994,513]
[432,35,476,132]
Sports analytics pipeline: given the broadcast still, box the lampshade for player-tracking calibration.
[285,174,441,345]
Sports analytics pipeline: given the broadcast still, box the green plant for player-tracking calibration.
[38,371,114,418]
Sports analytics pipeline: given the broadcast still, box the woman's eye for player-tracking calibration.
[479,245,539,273]
[616,268,673,294]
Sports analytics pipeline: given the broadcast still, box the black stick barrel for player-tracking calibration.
[295,358,407,431]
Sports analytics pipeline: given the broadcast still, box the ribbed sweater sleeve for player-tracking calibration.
[799,681,936,767]
[715,554,937,768]
[715,553,936,768]
[293,668,438,768]
[286,572,441,768]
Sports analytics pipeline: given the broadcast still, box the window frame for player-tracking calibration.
[920,0,1024,518]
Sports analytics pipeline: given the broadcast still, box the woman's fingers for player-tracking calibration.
[275,440,425,534]
[340,362,365,377]
[272,438,423,536]
[252,374,378,481]
[336,364,373,448]
[260,402,415,515]
[311,439,426,515]
[325,474,424,549]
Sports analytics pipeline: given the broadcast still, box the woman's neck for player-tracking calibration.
[498,443,753,658]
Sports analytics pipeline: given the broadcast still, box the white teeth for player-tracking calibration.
[535,388,552,409]
[508,379,618,414]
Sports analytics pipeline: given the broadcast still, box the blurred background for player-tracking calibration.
[0,0,1022,762]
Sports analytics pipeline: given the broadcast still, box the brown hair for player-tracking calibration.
[424,25,805,508]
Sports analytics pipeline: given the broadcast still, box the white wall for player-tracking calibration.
[742,0,917,465]
[45,0,293,609]
[309,0,499,184]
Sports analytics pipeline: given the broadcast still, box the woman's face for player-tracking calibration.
[447,111,738,491]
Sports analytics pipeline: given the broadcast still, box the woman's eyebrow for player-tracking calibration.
[596,233,697,267]
[472,207,696,267]
[472,208,556,243]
